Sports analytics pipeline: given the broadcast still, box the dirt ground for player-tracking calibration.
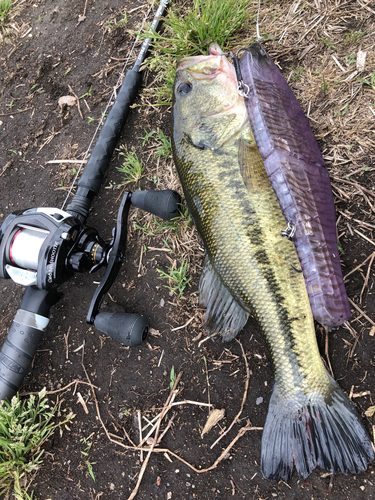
[0,0,375,498]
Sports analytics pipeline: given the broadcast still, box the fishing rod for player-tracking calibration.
[0,0,179,402]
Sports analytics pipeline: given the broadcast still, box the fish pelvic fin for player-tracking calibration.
[199,254,249,342]
[261,377,375,482]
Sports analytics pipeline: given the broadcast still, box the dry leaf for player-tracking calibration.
[58,95,77,109]
[149,328,161,337]
[357,49,367,72]
[201,409,225,437]
[365,406,375,417]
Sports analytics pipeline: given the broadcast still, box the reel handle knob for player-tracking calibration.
[93,312,148,347]
[131,190,181,220]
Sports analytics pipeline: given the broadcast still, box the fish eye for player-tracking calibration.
[177,82,192,95]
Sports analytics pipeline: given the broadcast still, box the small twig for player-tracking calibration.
[127,372,183,500]
[138,411,143,462]
[353,228,375,247]
[197,421,262,473]
[0,161,12,177]
[157,349,164,367]
[211,339,250,449]
[198,331,220,347]
[139,382,181,442]
[203,356,211,412]
[82,0,88,16]
[147,246,171,252]
[20,379,98,396]
[343,251,375,280]
[360,252,375,303]
[348,298,375,327]
[171,316,194,332]
[332,176,375,198]
[129,4,147,13]
[352,390,371,398]
[64,326,71,360]
[170,400,212,408]
[157,413,176,444]
[77,392,89,414]
[37,131,60,154]
[47,159,87,164]
[138,245,144,273]
[68,84,83,119]
[0,107,32,117]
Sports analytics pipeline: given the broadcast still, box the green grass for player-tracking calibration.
[117,151,143,184]
[357,71,375,91]
[0,390,74,498]
[289,67,303,81]
[157,259,192,297]
[320,38,336,50]
[136,207,192,239]
[0,0,11,24]
[343,29,366,45]
[139,128,172,160]
[142,0,252,104]
[344,53,356,66]
[170,366,176,390]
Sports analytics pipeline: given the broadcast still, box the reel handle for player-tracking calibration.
[131,190,181,220]
[94,312,148,347]
[0,287,59,402]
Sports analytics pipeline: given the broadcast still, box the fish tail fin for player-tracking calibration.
[261,377,375,481]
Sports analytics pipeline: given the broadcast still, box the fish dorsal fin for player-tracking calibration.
[199,254,249,342]
[238,134,270,191]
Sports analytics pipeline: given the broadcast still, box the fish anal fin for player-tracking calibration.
[199,255,249,342]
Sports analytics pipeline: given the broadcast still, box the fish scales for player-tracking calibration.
[172,45,374,481]
[175,122,331,397]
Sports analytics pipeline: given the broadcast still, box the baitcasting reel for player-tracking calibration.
[0,189,181,401]
[0,0,172,402]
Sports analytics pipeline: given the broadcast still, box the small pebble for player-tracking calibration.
[256,397,263,405]
[160,298,165,307]
[109,483,115,490]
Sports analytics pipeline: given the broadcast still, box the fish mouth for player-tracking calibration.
[177,54,236,83]
[177,55,222,80]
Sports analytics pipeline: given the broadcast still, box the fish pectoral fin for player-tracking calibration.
[238,137,270,191]
[199,254,249,342]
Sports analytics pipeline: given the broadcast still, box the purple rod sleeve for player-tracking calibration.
[240,43,350,327]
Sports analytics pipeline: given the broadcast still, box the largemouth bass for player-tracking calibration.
[239,44,350,328]
[172,45,374,481]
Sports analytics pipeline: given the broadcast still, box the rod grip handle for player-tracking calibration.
[67,69,143,221]
[0,310,49,402]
